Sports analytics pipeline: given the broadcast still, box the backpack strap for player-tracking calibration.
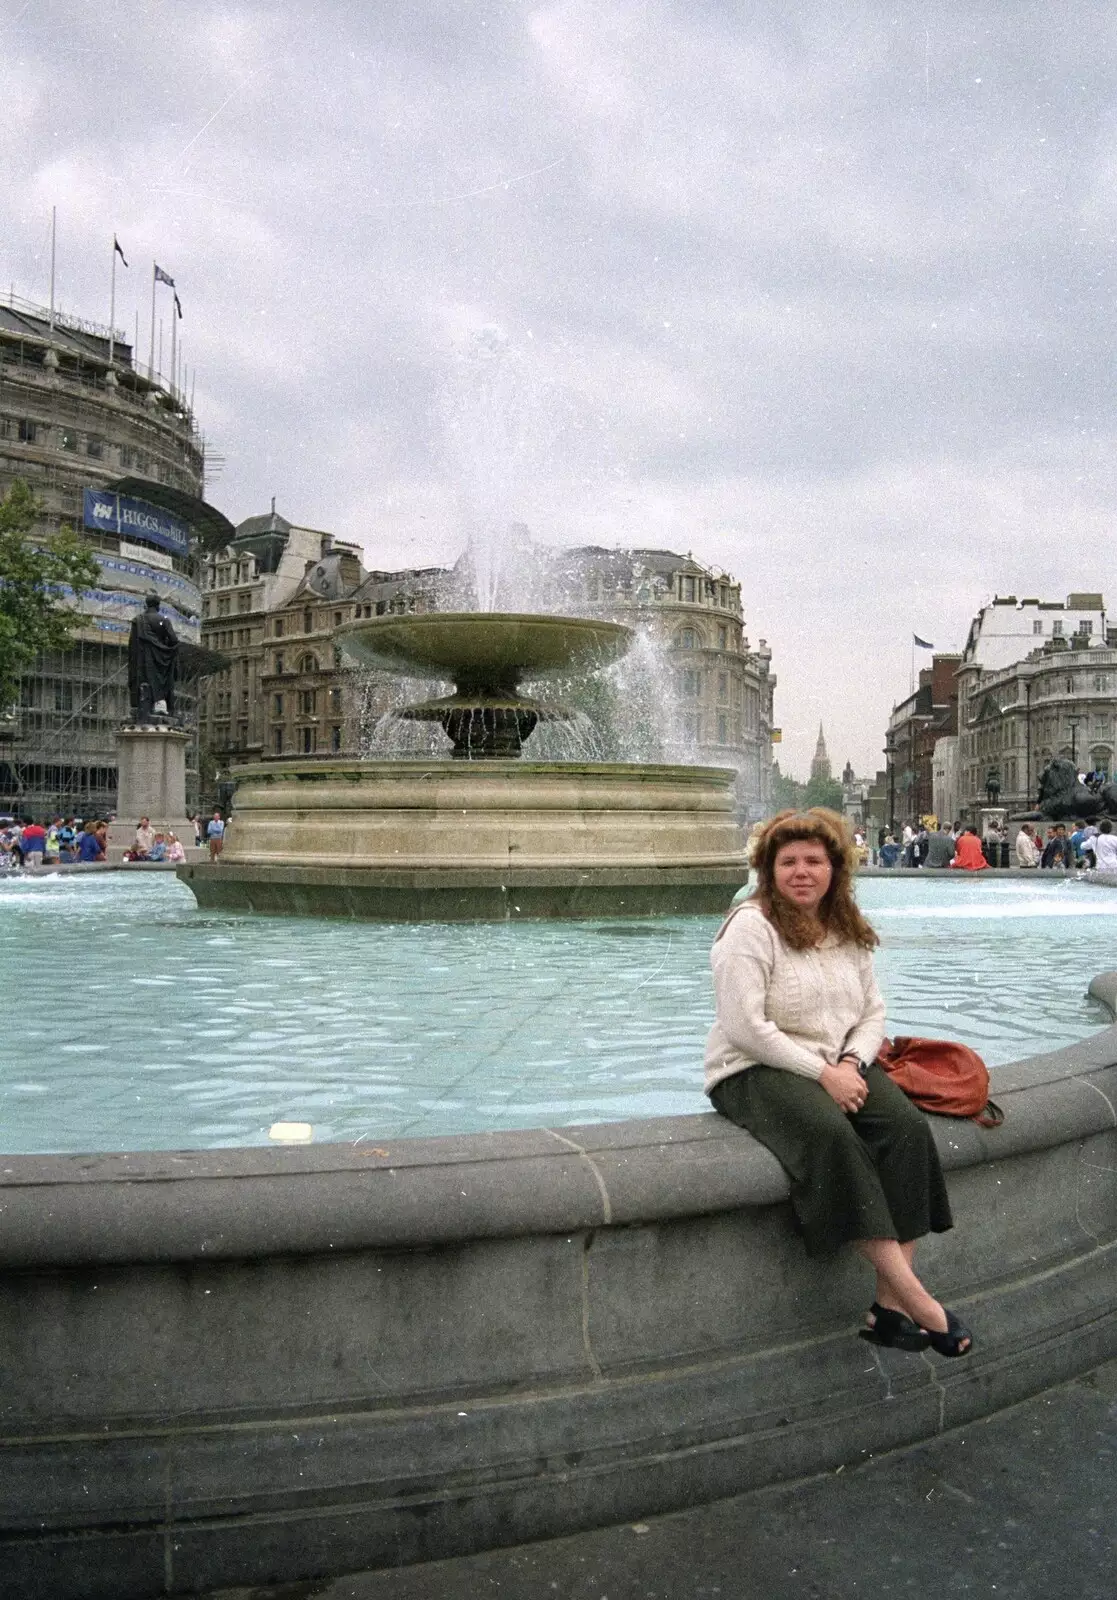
[975,1100,1005,1129]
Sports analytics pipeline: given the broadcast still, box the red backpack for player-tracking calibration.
[877,1036,1004,1128]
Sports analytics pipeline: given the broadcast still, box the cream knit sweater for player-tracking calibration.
[704,902,886,1096]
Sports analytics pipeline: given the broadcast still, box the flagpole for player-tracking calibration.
[49,206,56,332]
[148,262,156,378]
[109,238,117,367]
[910,637,915,695]
[170,304,177,398]
[158,317,163,380]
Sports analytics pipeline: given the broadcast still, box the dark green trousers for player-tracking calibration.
[711,1063,954,1258]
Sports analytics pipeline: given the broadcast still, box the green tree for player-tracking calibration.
[803,773,845,812]
[769,768,845,815]
[770,768,806,811]
[0,480,100,709]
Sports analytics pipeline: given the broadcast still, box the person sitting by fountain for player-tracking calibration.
[132,817,155,861]
[165,832,186,864]
[950,827,987,871]
[146,832,168,863]
[704,809,971,1358]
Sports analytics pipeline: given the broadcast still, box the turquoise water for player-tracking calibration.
[1,872,1114,1154]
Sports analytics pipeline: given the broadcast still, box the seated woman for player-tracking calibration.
[706,808,971,1357]
[950,826,987,870]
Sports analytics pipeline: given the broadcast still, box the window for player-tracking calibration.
[298,688,317,715]
[717,625,728,650]
[717,713,728,744]
[274,618,284,638]
[303,609,313,633]
[683,576,696,601]
[331,725,342,752]
[1052,620,1064,636]
[334,611,343,626]
[86,436,104,459]
[678,627,696,650]
[18,418,37,443]
[681,669,701,698]
[685,713,701,743]
[1033,620,1043,635]
[273,694,284,717]
[60,428,78,452]
[329,686,342,711]
[301,727,315,753]
[717,672,729,701]
[217,598,230,617]
[273,727,284,754]
[298,653,319,674]
[275,652,285,674]
[1082,620,1094,634]
[54,681,73,712]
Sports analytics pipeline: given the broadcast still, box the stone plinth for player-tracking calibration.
[109,726,192,857]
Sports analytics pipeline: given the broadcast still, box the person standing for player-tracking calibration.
[19,816,46,866]
[76,820,105,863]
[206,810,226,861]
[925,825,955,868]
[705,808,970,1357]
[1041,824,1074,870]
[1092,819,1117,874]
[1015,824,1040,868]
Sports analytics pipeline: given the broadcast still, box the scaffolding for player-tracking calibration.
[0,636,200,819]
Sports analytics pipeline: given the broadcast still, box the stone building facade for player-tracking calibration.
[196,508,366,773]
[0,294,208,817]
[954,593,1115,819]
[884,654,962,828]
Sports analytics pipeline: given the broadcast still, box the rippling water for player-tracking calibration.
[1,872,1114,1153]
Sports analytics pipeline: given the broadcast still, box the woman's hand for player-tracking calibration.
[818,1058,867,1114]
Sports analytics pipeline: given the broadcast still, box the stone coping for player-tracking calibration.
[2,973,1115,1270]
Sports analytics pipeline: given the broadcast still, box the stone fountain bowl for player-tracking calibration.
[335,612,633,682]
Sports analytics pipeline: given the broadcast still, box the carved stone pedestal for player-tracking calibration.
[108,726,193,858]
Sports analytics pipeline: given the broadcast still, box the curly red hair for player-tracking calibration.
[748,808,878,951]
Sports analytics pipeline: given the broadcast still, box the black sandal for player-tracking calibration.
[926,1310,973,1358]
[859,1302,931,1352]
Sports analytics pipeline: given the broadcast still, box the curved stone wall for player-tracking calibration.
[180,758,749,918]
[1,983,1115,1598]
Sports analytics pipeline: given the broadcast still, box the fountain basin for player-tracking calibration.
[180,759,748,919]
[1,994,1115,1598]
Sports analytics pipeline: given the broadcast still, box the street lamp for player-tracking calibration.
[1066,716,1082,770]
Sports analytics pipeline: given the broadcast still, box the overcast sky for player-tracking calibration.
[4,1,1117,776]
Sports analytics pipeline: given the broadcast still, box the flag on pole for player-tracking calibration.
[114,235,129,268]
[173,291,183,319]
[913,634,934,649]
[154,264,175,287]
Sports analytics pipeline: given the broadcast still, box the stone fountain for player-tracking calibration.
[179,610,748,919]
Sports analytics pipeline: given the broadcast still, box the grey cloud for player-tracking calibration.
[4,0,1117,774]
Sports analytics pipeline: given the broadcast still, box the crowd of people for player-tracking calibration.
[0,814,110,868]
[0,810,226,869]
[865,817,1117,873]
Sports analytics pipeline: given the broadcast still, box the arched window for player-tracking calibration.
[677,627,697,650]
[297,653,319,675]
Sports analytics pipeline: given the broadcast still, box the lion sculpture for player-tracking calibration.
[1037,757,1117,820]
